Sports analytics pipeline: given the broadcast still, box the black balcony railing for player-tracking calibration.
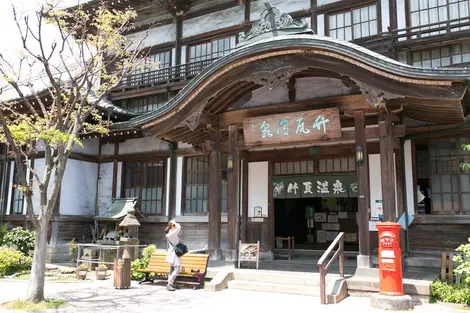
[116,58,218,89]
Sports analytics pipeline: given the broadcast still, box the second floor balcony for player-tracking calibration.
[113,58,218,93]
[112,16,470,98]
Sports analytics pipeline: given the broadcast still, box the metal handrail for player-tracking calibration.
[317,232,345,305]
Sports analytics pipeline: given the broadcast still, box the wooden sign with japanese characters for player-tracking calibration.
[272,175,358,199]
[243,108,342,146]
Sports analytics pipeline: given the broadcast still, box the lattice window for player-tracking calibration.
[429,138,462,214]
[123,161,166,215]
[134,50,171,74]
[184,156,209,214]
[416,150,430,179]
[410,0,470,37]
[274,161,315,175]
[188,36,236,63]
[120,93,169,113]
[412,43,470,67]
[328,3,378,41]
[11,163,26,215]
[318,157,356,173]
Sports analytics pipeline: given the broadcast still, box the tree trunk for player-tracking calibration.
[26,221,48,303]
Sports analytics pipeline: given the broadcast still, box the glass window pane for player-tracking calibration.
[432,176,441,192]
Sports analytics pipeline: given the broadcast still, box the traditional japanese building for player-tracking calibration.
[2,0,470,266]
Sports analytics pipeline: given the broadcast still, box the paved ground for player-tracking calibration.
[0,279,464,313]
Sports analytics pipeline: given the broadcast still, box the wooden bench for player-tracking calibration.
[137,252,210,289]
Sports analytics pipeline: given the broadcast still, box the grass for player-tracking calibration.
[12,273,77,281]
[0,299,68,310]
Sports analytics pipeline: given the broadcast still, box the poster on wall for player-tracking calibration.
[317,230,326,243]
[325,231,339,241]
[338,212,348,219]
[322,223,331,230]
[314,212,327,222]
[369,217,381,231]
[375,200,383,219]
[330,223,340,231]
[345,233,358,242]
[328,214,339,223]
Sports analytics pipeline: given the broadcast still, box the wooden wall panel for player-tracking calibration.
[58,221,93,243]
[409,223,470,252]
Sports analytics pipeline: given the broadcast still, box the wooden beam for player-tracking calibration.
[354,111,371,259]
[208,128,222,259]
[218,94,369,127]
[200,111,217,125]
[380,109,397,222]
[226,125,239,258]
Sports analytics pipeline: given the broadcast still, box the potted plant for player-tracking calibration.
[76,264,88,280]
[95,264,107,280]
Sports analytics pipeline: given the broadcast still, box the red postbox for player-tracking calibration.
[377,222,403,296]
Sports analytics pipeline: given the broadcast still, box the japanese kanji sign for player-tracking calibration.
[271,175,358,199]
[243,108,342,146]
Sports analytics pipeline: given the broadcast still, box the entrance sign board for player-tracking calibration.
[238,240,260,269]
[243,108,342,146]
[272,175,358,199]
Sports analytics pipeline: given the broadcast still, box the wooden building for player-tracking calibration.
[2,0,470,265]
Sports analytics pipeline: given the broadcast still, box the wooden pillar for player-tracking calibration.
[208,130,222,260]
[241,158,248,243]
[379,108,397,222]
[354,111,371,267]
[168,142,177,220]
[226,126,240,261]
[267,161,274,252]
[389,0,398,31]
[311,0,317,33]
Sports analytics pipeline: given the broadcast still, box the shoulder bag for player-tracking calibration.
[169,240,188,257]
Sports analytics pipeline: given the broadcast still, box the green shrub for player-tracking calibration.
[0,246,33,277]
[69,239,77,263]
[454,237,470,284]
[0,225,7,246]
[431,280,470,305]
[131,244,156,281]
[3,227,35,255]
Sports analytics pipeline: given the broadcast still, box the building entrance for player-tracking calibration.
[274,196,359,251]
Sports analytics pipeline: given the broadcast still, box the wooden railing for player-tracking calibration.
[317,232,345,305]
[115,57,218,89]
[274,236,295,260]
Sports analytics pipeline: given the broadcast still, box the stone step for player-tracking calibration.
[228,280,321,297]
[233,269,337,286]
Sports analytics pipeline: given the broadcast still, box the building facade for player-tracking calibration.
[1,0,470,264]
